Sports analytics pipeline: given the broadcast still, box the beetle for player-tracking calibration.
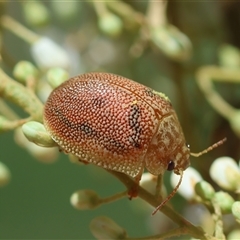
[43,72,225,213]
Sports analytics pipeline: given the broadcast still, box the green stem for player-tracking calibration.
[0,116,30,133]
[0,99,19,120]
[0,68,43,122]
[1,15,40,44]
[92,2,108,18]
[196,66,237,120]
[146,0,167,28]
[126,227,188,240]
[211,198,225,239]
[99,190,128,205]
[155,174,163,199]
[107,0,144,25]
[109,170,214,240]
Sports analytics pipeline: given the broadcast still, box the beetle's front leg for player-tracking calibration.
[128,167,144,199]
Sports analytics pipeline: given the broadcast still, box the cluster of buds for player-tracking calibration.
[168,156,240,238]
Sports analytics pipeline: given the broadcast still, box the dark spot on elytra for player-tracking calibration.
[103,138,127,153]
[54,109,96,137]
[128,104,142,148]
[79,123,95,136]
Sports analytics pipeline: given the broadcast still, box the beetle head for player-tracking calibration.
[144,112,190,176]
[167,143,190,175]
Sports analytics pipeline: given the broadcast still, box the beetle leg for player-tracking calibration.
[128,166,144,199]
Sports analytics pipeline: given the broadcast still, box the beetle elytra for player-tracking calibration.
[43,72,226,213]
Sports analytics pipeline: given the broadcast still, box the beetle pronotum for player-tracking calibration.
[43,72,226,214]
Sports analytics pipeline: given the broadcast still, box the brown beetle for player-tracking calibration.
[43,72,226,213]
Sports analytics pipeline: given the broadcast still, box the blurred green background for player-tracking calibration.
[1,1,240,239]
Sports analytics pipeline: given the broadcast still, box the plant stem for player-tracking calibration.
[92,1,108,18]
[1,15,40,44]
[211,198,225,239]
[146,0,167,28]
[109,170,214,240]
[99,190,128,205]
[196,66,238,120]
[0,99,19,120]
[0,116,30,132]
[107,0,144,25]
[0,68,43,122]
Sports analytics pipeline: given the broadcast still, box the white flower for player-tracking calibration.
[31,37,70,70]
[140,173,157,195]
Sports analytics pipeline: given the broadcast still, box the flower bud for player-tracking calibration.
[0,162,11,187]
[170,167,202,200]
[70,190,100,210]
[46,67,69,89]
[15,127,58,163]
[232,201,240,222]
[210,157,240,191]
[22,1,50,27]
[150,24,192,61]
[90,216,127,240]
[22,121,56,147]
[51,1,80,21]
[195,181,215,201]
[228,230,240,240]
[213,191,234,214]
[98,13,123,37]
[13,61,39,84]
[218,44,240,69]
[31,37,70,70]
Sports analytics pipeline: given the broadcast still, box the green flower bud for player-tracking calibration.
[98,13,123,37]
[70,190,100,210]
[15,127,58,163]
[13,61,39,84]
[232,201,240,222]
[51,1,80,21]
[0,162,11,187]
[22,1,50,27]
[195,181,215,201]
[228,230,240,240]
[213,191,234,214]
[22,121,56,147]
[218,44,240,69]
[150,24,192,61]
[46,68,69,89]
[90,216,127,240]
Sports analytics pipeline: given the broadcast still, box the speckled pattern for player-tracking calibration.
[43,73,190,177]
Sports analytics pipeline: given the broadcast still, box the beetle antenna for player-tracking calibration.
[152,170,183,216]
[190,138,227,158]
